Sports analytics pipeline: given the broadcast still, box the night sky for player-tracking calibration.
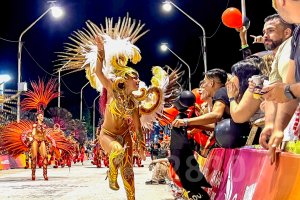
[0,0,274,120]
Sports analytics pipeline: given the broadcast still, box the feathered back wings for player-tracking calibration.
[138,66,183,130]
[0,120,32,157]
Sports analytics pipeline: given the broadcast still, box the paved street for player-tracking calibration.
[0,157,174,200]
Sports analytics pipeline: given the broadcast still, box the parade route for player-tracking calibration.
[0,157,174,200]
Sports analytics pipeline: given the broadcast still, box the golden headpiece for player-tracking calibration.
[55,13,149,93]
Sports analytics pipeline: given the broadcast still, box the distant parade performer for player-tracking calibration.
[91,139,108,168]
[91,142,101,168]
[79,144,86,165]
[0,78,74,181]
[132,139,143,167]
[56,13,182,199]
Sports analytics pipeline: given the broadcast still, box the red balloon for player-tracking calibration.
[222,7,242,29]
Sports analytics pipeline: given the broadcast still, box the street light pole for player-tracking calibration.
[161,44,191,91]
[57,58,72,108]
[162,1,208,73]
[93,94,101,141]
[17,7,52,122]
[58,68,61,108]
[17,3,63,122]
[80,82,89,121]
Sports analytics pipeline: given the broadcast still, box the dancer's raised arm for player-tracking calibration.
[95,36,113,92]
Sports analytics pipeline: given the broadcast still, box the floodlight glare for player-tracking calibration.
[51,6,64,18]
[0,75,11,83]
[162,2,172,12]
[160,43,168,51]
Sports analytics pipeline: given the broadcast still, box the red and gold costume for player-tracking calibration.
[0,78,74,181]
[22,78,59,180]
[91,139,108,168]
[30,117,50,180]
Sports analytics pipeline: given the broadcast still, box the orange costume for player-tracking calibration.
[0,78,74,181]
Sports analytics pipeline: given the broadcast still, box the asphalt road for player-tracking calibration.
[0,157,174,200]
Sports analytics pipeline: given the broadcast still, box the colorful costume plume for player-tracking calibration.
[21,78,59,113]
[69,119,87,145]
[0,120,32,157]
[55,13,149,94]
[47,107,73,131]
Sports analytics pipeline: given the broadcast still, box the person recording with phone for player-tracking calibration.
[226,56,264,126]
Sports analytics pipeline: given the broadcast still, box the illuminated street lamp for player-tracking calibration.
[160,43,191,91]
[162,1,208,74]
[17,1,64,122]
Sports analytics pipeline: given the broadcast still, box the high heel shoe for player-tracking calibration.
[43,167,48,181]
[31,159,36,181]
[105,170,119,190]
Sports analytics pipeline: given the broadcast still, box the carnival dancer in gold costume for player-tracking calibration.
[56,14,182,200]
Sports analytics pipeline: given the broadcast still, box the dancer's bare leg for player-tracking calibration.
[120,133,135,200]
[39,141,48,180]
[31,141,38,180]
[99,133,125,190]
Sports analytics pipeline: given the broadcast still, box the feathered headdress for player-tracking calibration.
[21,78,59,113]
[55,13,149,93]
[69,119,87,145]
[47,107,73,131]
